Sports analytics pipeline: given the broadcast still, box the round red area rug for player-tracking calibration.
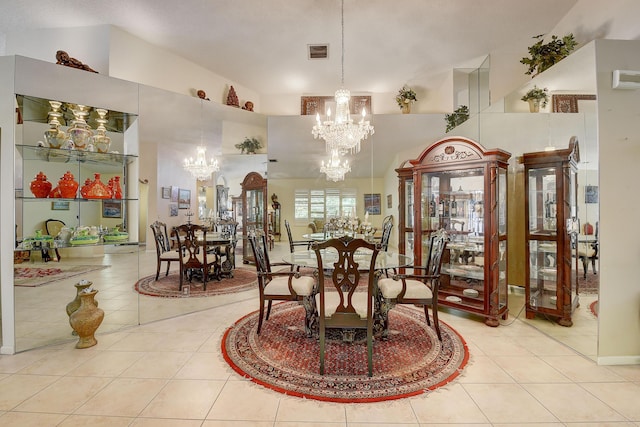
[222,302,469,403]
[134,268,257,298]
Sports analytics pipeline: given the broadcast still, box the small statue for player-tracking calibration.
[55,50,98,73]
[242,101,254,112]
[196,89,210,100]
[226,85,240,108]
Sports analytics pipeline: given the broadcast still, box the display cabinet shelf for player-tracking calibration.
[397,136,511,326]
[521,137,580,326]
[241,171,268,264]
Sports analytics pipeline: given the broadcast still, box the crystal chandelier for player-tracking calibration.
[183,145,219,181]
[320,150,351,182]
[311,0,374,155]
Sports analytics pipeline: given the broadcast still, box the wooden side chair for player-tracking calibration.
[312,236,381,377]
[173,224,219,291]
[249,233,317,336]
[44,218,65,262]
[377,229,448,341]
[284,219,311,253]
[150,221,180,281]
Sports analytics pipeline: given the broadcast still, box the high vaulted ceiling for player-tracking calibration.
[1,0,577,97]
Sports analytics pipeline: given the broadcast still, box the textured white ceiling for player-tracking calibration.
[0,0,577,96]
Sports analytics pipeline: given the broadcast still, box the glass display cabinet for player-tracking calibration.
[397,137,511,326]
[15,95,139,252]
[521,138,580,326]
[241,171,268,263]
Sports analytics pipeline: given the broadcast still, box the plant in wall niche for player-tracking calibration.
[521,86,549,112]
[395,85,417,113]
[520,33,577,77]
[444,105,469,132]
[235,137,262,154]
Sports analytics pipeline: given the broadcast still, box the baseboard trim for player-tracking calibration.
[597,355,640,365]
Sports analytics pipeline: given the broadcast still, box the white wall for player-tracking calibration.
[594,39,640,363]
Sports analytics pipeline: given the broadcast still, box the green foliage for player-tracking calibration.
[520,33,577,77]
[395,85,417,108]
[444,105,469,133]
[235,137,262,154]
[521,86,549,108]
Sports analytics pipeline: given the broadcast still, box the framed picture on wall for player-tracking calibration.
[51,201,70,210]
[161,187,171,199]
[364,193,381,215]
[178,189,191,209]
[387,194,392,209]
[170,186,179,202]
[102,200,122,218]
[585,185,598,203]
[169,203,179,217]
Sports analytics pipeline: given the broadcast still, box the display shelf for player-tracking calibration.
[521,138,580,326]
[397,136,511,326]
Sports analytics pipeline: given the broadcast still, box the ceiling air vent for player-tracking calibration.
[308,44,329,60]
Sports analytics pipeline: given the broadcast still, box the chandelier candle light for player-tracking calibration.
[312,0,374,159]
[320,150,351,182]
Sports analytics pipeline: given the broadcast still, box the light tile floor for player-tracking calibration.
[1,242,639,426]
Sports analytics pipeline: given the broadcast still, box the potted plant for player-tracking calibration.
[521,86,549,112]
[395,85,417,114]
[234,137,262,154]
[520,33,577,77]
[444,105,469,132]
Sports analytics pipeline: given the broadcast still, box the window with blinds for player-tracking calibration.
[294,188,357,223]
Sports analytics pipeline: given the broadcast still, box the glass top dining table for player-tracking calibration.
[283,249,413,271]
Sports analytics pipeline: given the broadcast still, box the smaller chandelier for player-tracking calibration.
[183,145,219,180]
[320,150,351,182]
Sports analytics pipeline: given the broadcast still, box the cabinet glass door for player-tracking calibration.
[528,168,557,235]
[529,240,558,309]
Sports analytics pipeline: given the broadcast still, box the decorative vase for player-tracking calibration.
[401,102,411,114]
[49,186,62,198]
[58,171,79,198]
[528,99,541,113]
[108,176,123,199]
[67,104,93,150]
[85,173,112,199]
[66,280,95,337]
[30,171,52,198]
[92,108,111,153]
[69,288,104,349]
[43,100,67,149]
[80,178,92,198]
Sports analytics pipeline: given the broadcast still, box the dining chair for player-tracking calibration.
[578,221,599,279]
[173,223,219,291]
[150,220,181,281]
[248,233,317,336]
[377,228,448,341]
[312,236,381,377]
[44,218,65,261]
[379,215,393,251]
[284,219,311,253]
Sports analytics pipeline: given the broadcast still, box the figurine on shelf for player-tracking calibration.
[242,101,254,112]
[85,173,112,199]
[108,176,123,199]
[55,50,98,73]
[196,90,210,101]
[226,85,240,108]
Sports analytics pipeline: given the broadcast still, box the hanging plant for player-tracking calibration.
[520,33,577,77]
[444,105,469,132]
[234,137,262,154]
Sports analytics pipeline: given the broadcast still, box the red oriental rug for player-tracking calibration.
[222,302,469,403]
[134,268,257,298]
[14,264,110,287]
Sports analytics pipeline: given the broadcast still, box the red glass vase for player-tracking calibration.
[30,172,52,198]
[58,171,79,199]
[85,173,112,199]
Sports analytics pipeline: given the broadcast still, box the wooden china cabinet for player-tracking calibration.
[521,137,580,326]
[241,171,268,264]
[397,137,511,326]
